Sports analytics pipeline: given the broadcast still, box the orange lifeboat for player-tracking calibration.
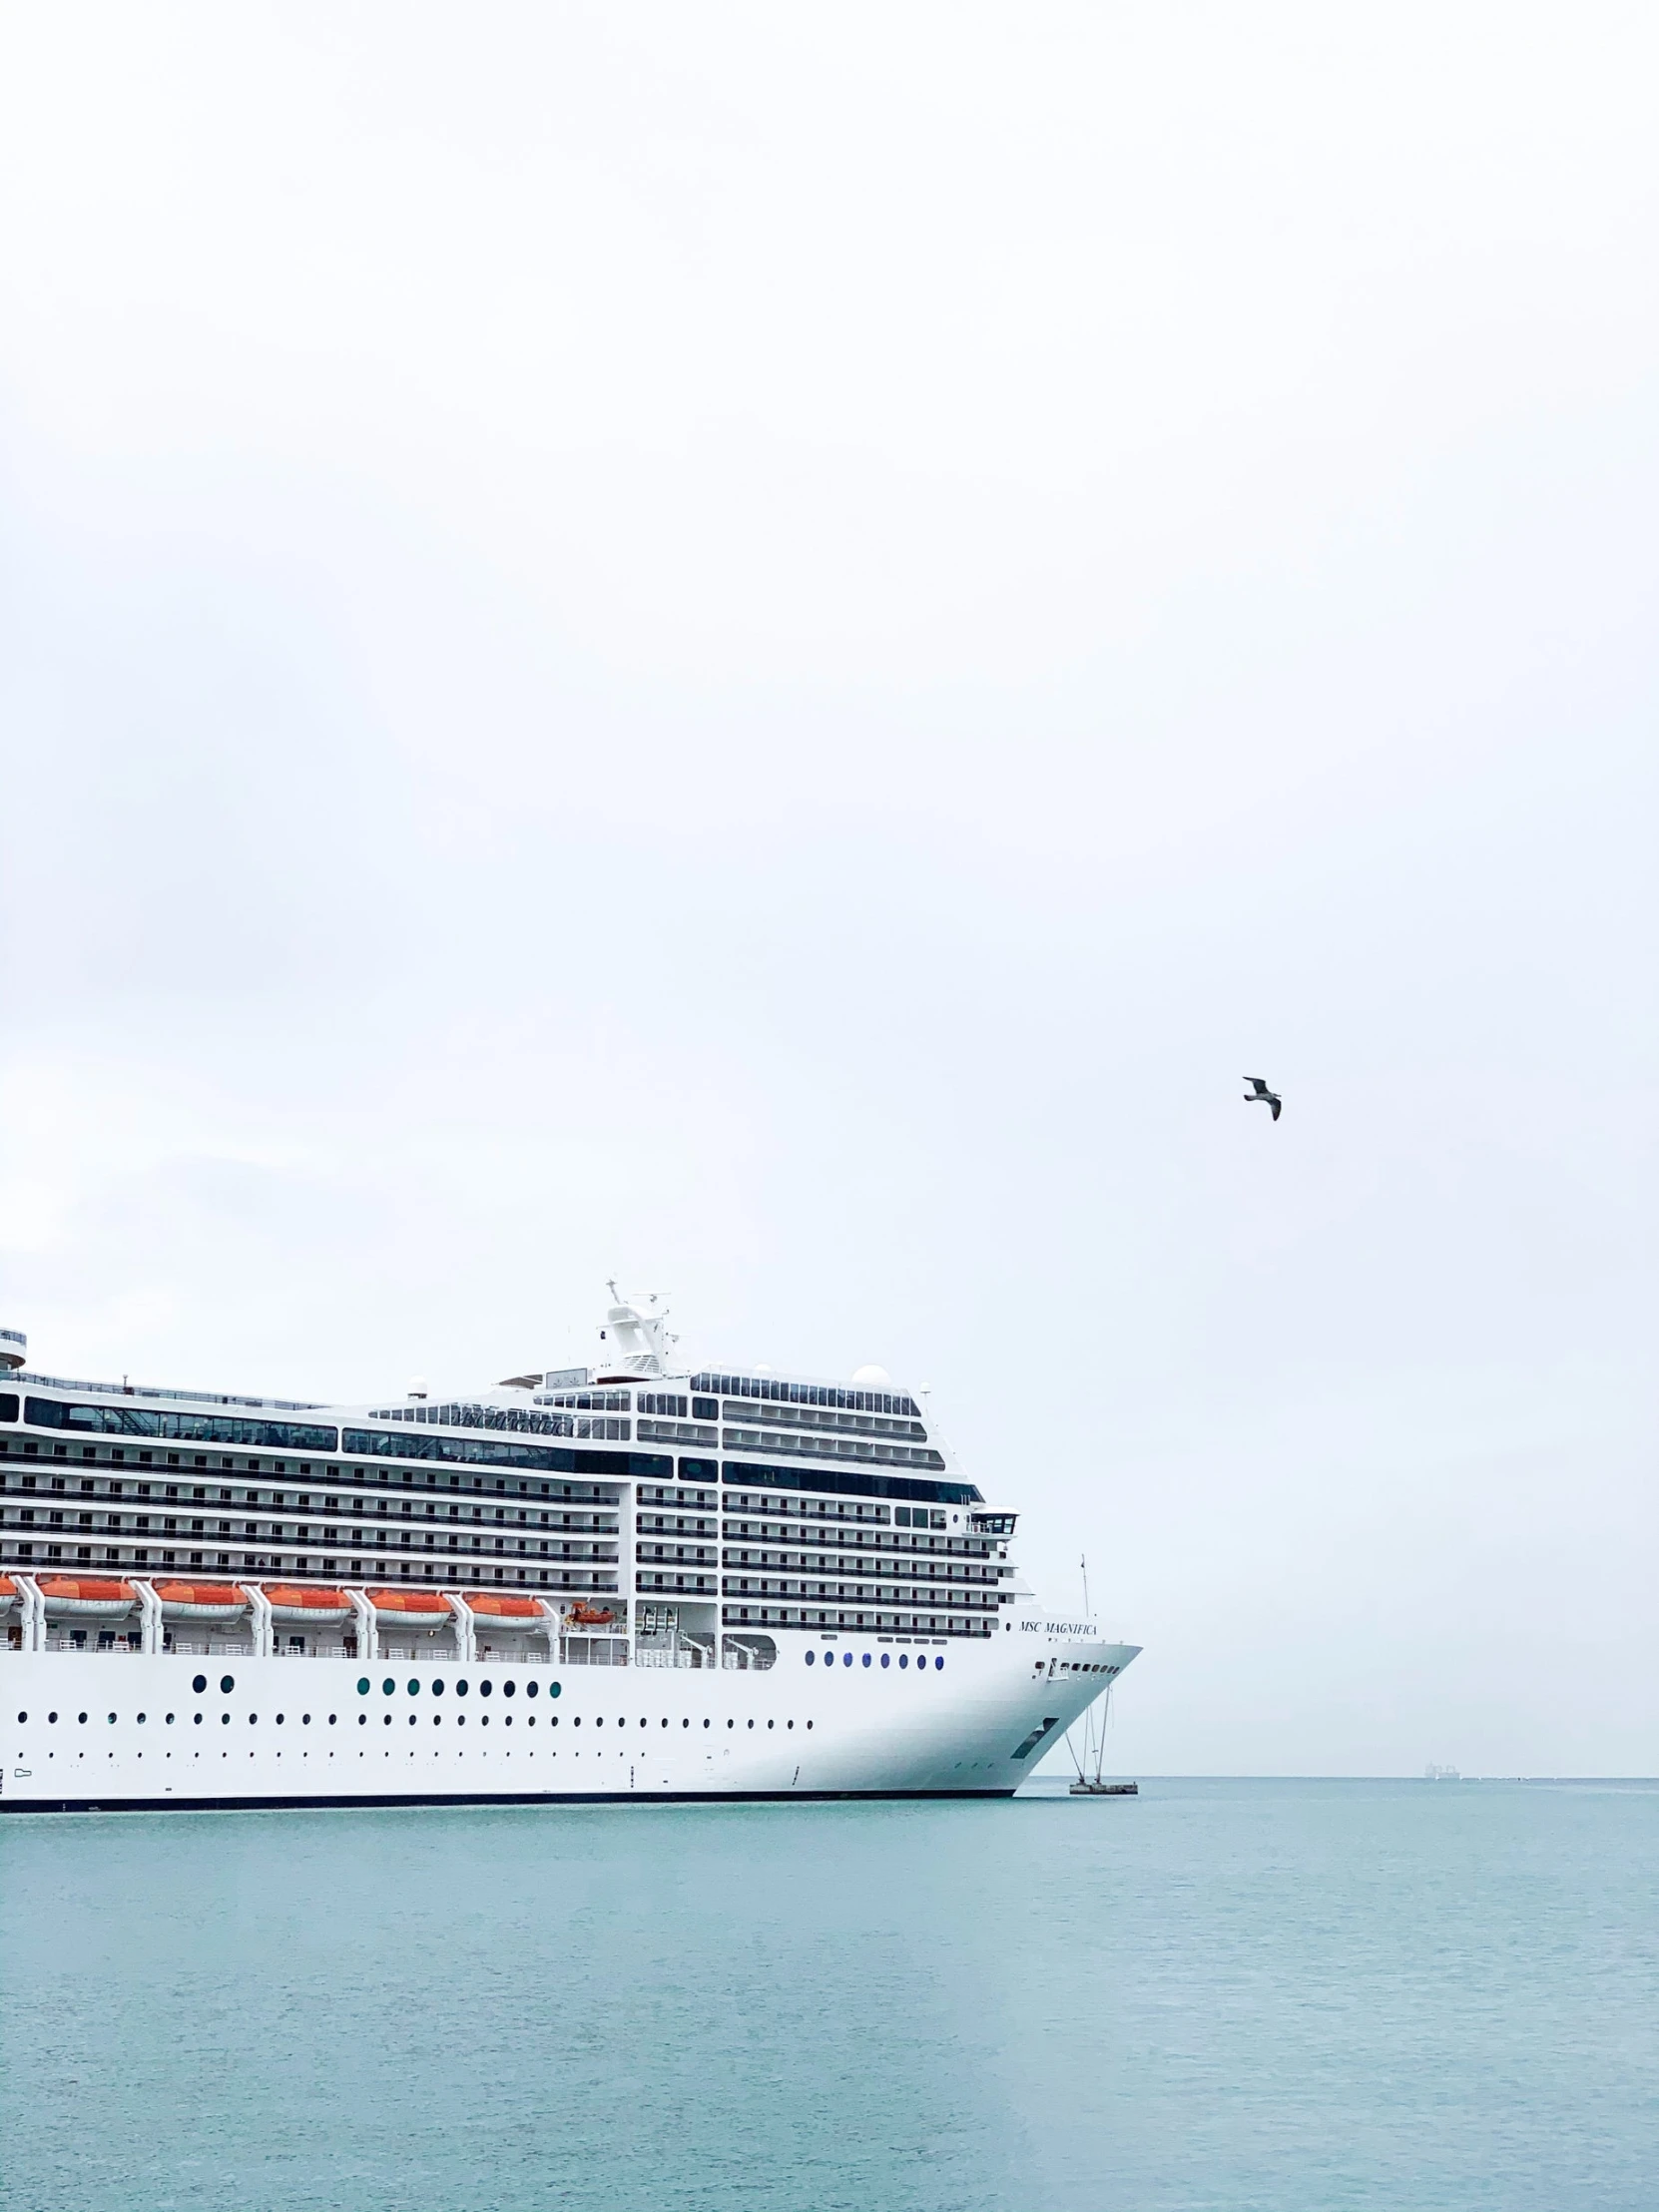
[263,1584,352,1626]
[465,1593,546,1629]
[156,1580,249,1622]
[0,1574,16,1617]
[40,1575,137,1620]
[566,1601,616,1627]
[367,1587,451,1622]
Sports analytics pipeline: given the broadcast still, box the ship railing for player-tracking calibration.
[634,1645,713,1670]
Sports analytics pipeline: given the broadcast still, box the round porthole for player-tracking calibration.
[898,1654,908,1668]
[502,1680,516,1699]
[842,1651,852,1667]
[805,1649,816,1665]
[431,1678,445,1698]
[549,1681,560,1699]
[525,1680,539,1700]
[861,1653,871,1668]
[381,1678,395,1696]
[478,1679,492,1699]
[455,1679,469,1697]
[934,1655,944,1670]
[356,1678,370,1695]
[192,1674,207,1694]
[220,1675,235,1694]
[880,1654,890,1668]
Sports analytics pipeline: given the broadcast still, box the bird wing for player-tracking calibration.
[1244,1077,1267,1095]
[1270,1097,1282,1120]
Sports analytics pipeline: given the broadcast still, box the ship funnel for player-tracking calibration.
[600,1285,670,1378]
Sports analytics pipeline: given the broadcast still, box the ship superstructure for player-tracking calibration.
[0,1300,1138,1810]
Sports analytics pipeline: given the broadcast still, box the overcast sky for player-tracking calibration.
[2,4,1655,1775]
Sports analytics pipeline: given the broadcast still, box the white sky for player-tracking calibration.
[1,3,1654,1774]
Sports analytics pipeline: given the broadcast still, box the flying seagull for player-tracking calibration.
[1243,1076,1282,1122]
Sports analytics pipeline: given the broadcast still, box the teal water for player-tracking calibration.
[2,1778,1656,2211]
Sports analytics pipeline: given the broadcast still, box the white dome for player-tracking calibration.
[851,1363,890,1385]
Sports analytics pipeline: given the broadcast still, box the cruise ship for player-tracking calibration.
[0,1298,1139,1811]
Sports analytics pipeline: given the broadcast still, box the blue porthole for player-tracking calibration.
[192,1674,207,1694]
[431,1678,445,1698]
[549,1681,560,1699]
[842,1651,852,1667]
[899,1654,908,1668]
[220,1674,235,1694]
[805,1650,816,1665]
[880,1653,890,1668]
[934,1655,944,1670]
[861,1652,871,1667]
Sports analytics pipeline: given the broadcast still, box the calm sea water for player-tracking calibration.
[2,1777,1656,2212]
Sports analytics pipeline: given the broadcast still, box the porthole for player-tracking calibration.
[358,1714,367,1727]
[381,1678,395,1696]
[276,1714,284,1726]
[594,1715,603,1727]
[502,1680,516,1700]
[431,1679,445,1698]
[525,1680,539,1700]
[15,1711,25,1724]
[249,1713,259,1725]
[549,1681,561,1699]
[787,1719,794,1730]
[479,1679,493,1700]
[747,1719,755,1730]
[726,1719,734,1730]
[356,1678,370,1695]
[328,1714,337,1726]
[47,1712,58,1724]
[220,1675,235,1694]
[805,1650,816,1666]
[660,1717,669,1728]
[137,1712,147,1725]
[302,1714,311,1726]
[703,1718,711,1729]
[407,1679,419,1695]
[455,1679,469,1698]
[899,1655,908,1669]
[934,1655,944,1670]
[221,1714,230,1726]
[682,1718,690,1728]
[78,1711,88,1724]
[880,1654,890,1668]
[192,1674,208,1694]
[767,1719,774,1730]
[106,1713,117,1725]
[194,1713,203,1726]
[383,1714,392,1727]
[166,1713,175,1724]
[861,1653,871,1667]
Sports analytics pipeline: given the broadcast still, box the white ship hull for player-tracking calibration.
[1,1622,1137,1810]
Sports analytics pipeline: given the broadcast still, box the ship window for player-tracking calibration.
[898,1654,908,1668]
[356,1678,370,1695]
[220,1674,235,1693]
[406,1679,420,1695]
[431,1678,445,1698]
[193,1674,207,1693]
[525,1680,538,1699]
[861,1653,871,1667]
[381,1678,394,1695]
[805,1649,816,1665]
[455,1679,469,1697]
[194,1713,203,1725]
[479,1679,493,1698]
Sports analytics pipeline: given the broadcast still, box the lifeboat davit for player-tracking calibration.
[156,1580,248,1622]
[0,1575,16,1617]
[263,1584,352,1626]
[40,1575,137,1620]
[368,1587,451,1623]
[566,1601,616,1627]
[465,1593,546,1629]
